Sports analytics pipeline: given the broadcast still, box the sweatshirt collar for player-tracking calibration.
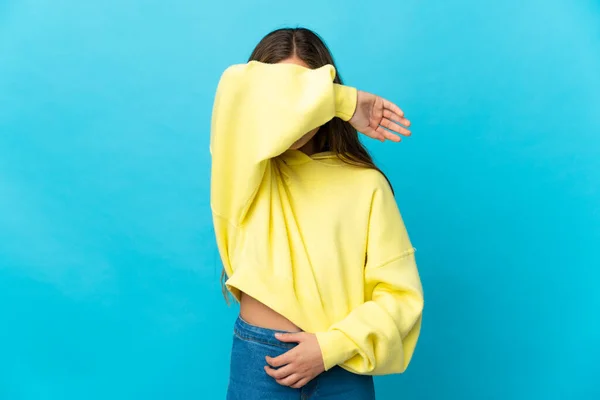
[280,150,336,166]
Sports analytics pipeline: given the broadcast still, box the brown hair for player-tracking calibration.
[221,27,391,301]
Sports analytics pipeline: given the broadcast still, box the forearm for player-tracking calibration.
[210,61,356,222]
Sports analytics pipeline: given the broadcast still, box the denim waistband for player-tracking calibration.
[233,316,299,349]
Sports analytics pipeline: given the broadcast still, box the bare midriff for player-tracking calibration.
[239,292,302,332]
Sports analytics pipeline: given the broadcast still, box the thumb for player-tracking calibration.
[275,332,304,343]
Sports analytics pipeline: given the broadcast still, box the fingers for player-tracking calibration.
[362,127,386,142]
[264,364,294,380]
[266,349,296,368]
[291,378,310,389]
[375,126,402,142]
[275,332,304,343]
[383,109,410,127]
[267,332,304,367]
[265,365,309,388]
[382,99,404,118]
[276,373,302,387]
[264,364,303,388]
[380,118,411,136]
[378,98,410,141]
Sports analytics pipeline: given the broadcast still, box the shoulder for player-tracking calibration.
[361,167,391,189]
[347,167,397,211]
[348,166,393,196]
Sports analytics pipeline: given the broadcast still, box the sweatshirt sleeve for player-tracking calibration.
[315,176,424,375]
[209,61,357,225]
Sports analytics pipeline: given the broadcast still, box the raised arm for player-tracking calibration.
[209,61,357,225]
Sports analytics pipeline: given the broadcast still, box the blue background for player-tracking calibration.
[1,0,599,399]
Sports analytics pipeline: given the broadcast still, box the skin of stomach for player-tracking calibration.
[239,292,302,332]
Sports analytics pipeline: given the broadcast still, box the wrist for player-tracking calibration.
[333,84,357,121]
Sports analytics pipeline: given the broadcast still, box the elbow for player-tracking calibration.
[401,289,424,340]
[413,289,425,321]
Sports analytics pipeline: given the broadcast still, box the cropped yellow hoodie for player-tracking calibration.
[210,61,423,375]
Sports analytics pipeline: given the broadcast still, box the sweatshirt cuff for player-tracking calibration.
[333,84,358,121]
[315,329,358,371]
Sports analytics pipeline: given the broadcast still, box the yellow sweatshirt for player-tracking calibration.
[210,61,424,375]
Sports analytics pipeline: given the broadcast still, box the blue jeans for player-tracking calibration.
[227,316,376,400]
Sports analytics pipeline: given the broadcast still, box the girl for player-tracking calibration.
[210,27,423,400]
